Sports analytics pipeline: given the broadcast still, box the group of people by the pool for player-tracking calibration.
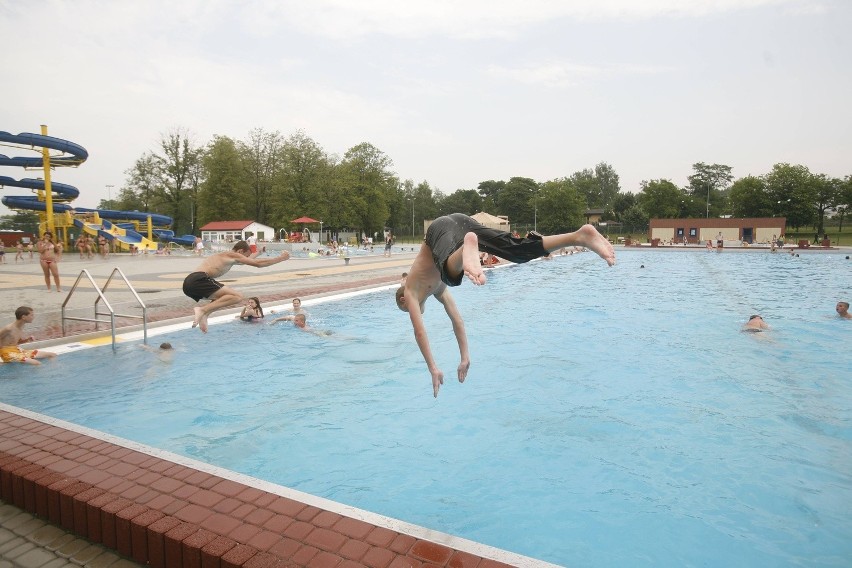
[4,214,851,383]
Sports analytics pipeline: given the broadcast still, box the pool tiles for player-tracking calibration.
[0,406,553,568]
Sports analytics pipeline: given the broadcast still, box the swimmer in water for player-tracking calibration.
[743,314,769,332]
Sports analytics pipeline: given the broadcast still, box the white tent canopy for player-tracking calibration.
[470,211,510,231]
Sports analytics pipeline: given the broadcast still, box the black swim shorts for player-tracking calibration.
[182,271,224,302]
[424,213,546,286]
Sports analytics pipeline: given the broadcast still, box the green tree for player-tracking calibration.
[124,152,161,212]
[271,130,334,231]
[612,192,637,222]
[153,128,203,234]
[477,180,504,213]
[0,211,39,233]
[536,178,585,233]
[728,176,771,217]
[813,175,840,235]
[637,179,685,219]
[241,128,284,225]
[436,189,482,217]
[340,142,394,237]
[197,136,248,226]
[688,162,733,217]
[764,163,817,229]
[594,162,621,210]
[100,185,145,212]
[568,169,597,209]
[621,204,649,233]
[498,177,537,226]
[835,175,852,232]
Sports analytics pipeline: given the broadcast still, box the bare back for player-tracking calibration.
[193,252,244,279]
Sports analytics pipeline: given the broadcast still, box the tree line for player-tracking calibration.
[92,128,852,239]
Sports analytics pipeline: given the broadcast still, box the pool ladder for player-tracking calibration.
[61,267,148,350]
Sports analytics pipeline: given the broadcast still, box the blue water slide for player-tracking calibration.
[152,229,197,246]
[0,130,176,231]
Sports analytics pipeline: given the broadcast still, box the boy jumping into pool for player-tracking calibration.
[183,241,290,333]
[396,214,615,397]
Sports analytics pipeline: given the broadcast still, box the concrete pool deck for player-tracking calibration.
[0,249,418,342]
[0,249,558,568]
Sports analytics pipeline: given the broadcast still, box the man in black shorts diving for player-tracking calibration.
[396,213,615,397]
[183,241,290,333]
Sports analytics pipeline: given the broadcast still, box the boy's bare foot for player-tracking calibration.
[462,232,487,285]
[576,224,616,266]
[192,307,209,332]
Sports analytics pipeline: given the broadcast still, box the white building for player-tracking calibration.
[199,220,275,243]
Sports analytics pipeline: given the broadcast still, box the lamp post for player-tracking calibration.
[106,184,114,205]
[705,182,711,218]
[534,188,538,232]
[410,197,415,238]
[319,220,324,243]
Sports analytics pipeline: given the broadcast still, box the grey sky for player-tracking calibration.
[1,0,849,215]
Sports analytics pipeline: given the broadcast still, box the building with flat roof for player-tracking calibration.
[649,217,786,245]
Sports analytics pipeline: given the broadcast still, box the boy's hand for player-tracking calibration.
[431,368,444,398]
[457,358,470,383]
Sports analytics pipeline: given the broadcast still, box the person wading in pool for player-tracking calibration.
[183,241,289,333]
[396,213,616,397]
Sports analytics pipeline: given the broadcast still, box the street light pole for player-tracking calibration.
[706,182,710,218]
[534,188,538,232]
[410,197,415,238]
[106,184,114,205]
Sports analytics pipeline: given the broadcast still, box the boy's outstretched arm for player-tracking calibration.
[435,288,470,385]
[406,292,444,397]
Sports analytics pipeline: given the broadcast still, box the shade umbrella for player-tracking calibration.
[291,216,320,243]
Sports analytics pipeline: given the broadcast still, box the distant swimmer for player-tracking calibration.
[182,241,289,333]
[743,314,770,332]
[836,301,851,319]
[269,313,331,336]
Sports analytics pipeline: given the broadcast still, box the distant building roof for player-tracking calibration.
[200,220,255,231]
[471,211,510,227]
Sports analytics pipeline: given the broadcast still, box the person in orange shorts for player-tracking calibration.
[0,306,56,365]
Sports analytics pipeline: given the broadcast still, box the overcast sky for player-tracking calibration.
[1,0,849,215]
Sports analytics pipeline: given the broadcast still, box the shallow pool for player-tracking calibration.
[2,249,850,567]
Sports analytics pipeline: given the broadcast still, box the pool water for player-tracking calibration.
[2,249,850,567]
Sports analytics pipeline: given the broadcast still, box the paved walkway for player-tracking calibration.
[0,499,142,568]
[0,249,417,343]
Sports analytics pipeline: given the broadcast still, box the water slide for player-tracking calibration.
[0,130,195,248]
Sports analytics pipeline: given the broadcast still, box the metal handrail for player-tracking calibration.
[61,267,148,350]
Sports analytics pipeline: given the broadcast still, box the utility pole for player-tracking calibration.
[106,184,114,204]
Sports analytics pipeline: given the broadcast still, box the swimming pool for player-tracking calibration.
[1,249,850,567]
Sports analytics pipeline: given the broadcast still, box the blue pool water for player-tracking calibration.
[2,249,851,567]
